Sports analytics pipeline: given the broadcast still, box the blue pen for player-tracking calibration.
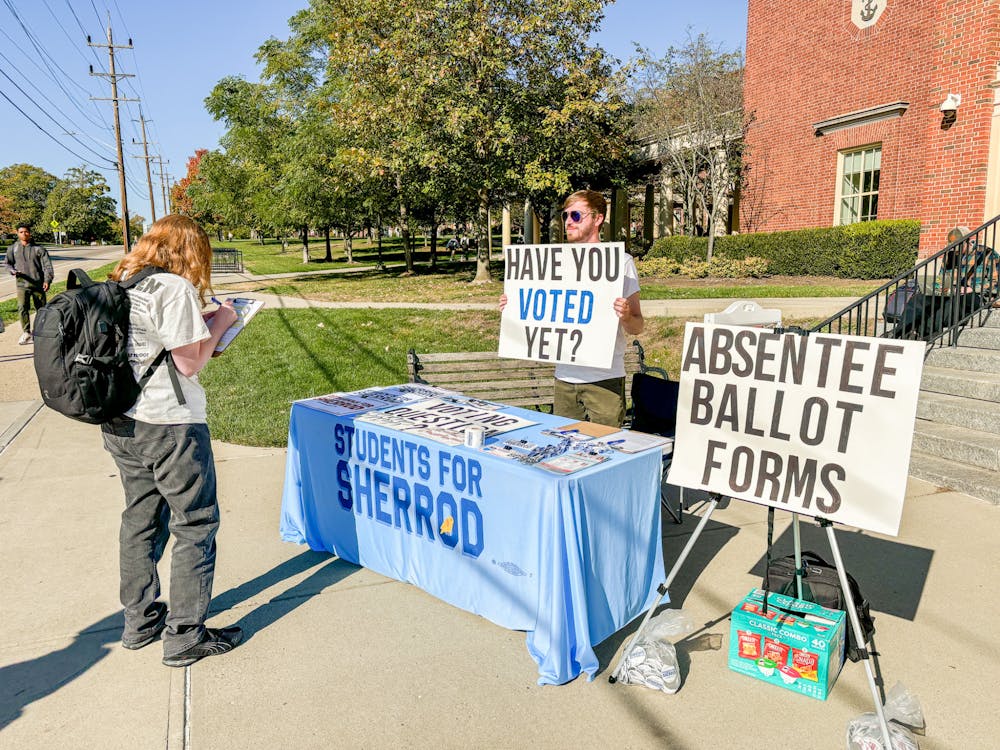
[211,296,223,306]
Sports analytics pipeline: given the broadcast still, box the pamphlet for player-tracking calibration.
[296,393,385,416]
[538,451,610,474]
[214,297,265,353]
[600,430,674,454]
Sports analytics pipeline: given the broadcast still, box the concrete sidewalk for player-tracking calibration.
[2,406,996,749]
[1,297,996,748]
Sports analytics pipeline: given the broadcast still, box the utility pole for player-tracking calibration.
[156,156,169,216]
[88,19,136,252]
[132,110,156,223]
[166,172,177,214]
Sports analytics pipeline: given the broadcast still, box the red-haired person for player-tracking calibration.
[103,214,243,667]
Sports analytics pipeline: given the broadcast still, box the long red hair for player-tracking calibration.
[110,215,213,305]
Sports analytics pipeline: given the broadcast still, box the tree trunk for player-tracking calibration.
[323,226,332,262]
[397,175,414,273]
[473,189,492,283]
[430,223,438,270]
[301,225,309,264]
[345,223,354,263]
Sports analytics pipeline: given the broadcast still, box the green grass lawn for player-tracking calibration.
[200,306,822,447]
[2,245,851,446]
[0,261,120,324]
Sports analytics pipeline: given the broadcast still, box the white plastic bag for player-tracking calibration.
[619,609,696,694]
[845,682,925,749]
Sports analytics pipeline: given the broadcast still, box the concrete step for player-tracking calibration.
[912,419,1000,471]
[925,345,1000,374]
[916,391,1000,435]
[956,325,1000,349]
[908,448,1000,505]
[981,310,1000,328]
[921,366,1000,403]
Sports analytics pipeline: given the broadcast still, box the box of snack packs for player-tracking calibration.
[728,588,846,700]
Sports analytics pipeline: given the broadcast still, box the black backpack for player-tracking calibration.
[32,267,185,424]
[764,549,875,663]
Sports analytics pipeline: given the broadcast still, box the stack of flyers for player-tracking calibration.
[393,383,462,400]
[297,392,383,416]
[537,451,610,474]
[349,386,434,406]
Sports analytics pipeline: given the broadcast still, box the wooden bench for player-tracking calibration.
[406,341,666,412]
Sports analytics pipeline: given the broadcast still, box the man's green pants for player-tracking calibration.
[15,279,46,333]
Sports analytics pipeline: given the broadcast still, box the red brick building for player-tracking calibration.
[742,0,1000,254]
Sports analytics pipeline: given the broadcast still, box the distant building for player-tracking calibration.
[743,0,1000,253]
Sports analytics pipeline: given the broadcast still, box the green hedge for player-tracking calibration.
[647,219,920,279]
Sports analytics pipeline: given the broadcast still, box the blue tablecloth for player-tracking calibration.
[279,398,665,685]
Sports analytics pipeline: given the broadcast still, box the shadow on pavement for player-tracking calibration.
[0,611,123,731]
[747,524,933,621]
[209,549,358,643]
[0,550,351,729]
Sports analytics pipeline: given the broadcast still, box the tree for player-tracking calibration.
[632,32,747,258]
[321,0,629,280]
[42,167,117,242]
[0,163,58,235]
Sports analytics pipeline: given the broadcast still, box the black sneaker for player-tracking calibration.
[122,609,168,651]
[162,626,243,668]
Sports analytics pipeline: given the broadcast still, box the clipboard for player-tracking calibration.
[214,297,264,354]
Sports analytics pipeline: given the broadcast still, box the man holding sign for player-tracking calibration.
[499,190,644,426]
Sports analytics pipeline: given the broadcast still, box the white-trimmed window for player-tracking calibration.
[836,145,881,225]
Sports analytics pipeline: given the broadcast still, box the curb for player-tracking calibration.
[0,399,42,454]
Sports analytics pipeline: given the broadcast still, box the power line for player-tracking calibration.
[0,1,111,131]
[62,0,105,73]
[0,48,115,157]
[0,86,116,170]
[0,64,116,165]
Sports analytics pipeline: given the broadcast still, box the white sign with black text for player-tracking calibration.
[498,243,625,369]
[669,323,924,536]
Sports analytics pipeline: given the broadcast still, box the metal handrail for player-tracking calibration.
[812,216,1000,346]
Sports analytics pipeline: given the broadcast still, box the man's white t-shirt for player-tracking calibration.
[554,253,640,384]
[123,272,211,424]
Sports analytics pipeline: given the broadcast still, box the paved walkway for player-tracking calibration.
[1,280,995,748]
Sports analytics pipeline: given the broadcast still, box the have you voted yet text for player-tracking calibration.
[506,244,621,362]
[682,326,909,514]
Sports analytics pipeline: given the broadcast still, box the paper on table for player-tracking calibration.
[601,430,674,454]
[214,297,264,353]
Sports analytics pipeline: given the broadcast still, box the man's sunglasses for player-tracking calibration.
[562,209,597,223]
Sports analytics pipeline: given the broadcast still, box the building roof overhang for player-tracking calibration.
[813,101,909,136]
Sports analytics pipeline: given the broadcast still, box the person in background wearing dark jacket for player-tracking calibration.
[5,223,53,345]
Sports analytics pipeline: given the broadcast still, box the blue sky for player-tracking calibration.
[0,1,747,219]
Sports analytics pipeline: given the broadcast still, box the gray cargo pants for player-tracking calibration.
[101,417,220,656]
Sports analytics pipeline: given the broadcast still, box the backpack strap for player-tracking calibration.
[137,349,187,406]
[66,268,95,290]
[122,266,187,407]
[119,264,167,290]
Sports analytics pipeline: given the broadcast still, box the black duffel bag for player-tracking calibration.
[765,550,875,662]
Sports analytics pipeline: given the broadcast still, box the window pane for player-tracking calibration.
[837,145,881,225]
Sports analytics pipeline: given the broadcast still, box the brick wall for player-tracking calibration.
[743,0,1000,254]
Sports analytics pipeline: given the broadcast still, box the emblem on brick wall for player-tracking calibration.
[852,0,886,29]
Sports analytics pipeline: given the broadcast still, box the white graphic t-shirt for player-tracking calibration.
[123,272,211,424]
[555,254,641,384]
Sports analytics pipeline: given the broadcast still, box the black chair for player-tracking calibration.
[630,371,683,524]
